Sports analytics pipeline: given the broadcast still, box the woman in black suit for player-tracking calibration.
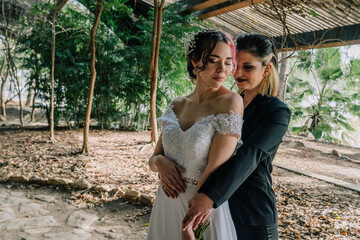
[182,34,291,239]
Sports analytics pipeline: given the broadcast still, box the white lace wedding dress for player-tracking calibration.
[147,104,243,240]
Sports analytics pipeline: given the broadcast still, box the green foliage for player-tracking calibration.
[286,47,360,145]
[16,1,203,130]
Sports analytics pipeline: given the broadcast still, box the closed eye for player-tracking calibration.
[243,65,253,70]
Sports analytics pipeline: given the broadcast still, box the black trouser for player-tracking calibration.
[235,223,278,240]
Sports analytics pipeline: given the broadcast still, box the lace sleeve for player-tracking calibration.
[213,111,243,137]
[157,103,177,128]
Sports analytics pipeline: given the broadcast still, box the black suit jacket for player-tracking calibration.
[199,94,291,226]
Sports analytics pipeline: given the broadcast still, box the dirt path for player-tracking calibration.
[0,124,359,239]
[277,135,360,185]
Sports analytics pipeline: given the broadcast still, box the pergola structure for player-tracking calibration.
[131,0,360,51]
[2,0,360,51]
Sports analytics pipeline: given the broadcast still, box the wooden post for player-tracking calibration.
[81,0,103,154]
[149,0,165,143]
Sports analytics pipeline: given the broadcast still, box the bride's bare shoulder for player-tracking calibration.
[171,96,188,107]
[217,89,243,114]
[170,96,190,115]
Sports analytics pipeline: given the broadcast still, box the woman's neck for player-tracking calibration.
[192,82,221,104]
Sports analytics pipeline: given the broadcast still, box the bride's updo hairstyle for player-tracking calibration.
[187,29,236,83]
[236,34,279,97]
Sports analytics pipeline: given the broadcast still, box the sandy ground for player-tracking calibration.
[0,105,360,239]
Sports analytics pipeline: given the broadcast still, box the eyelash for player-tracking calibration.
[209,59,232,65]
[243,65,253,70]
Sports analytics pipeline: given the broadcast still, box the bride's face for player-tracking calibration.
[195,41,233,88]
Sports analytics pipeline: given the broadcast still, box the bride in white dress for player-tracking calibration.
[147,30,244,240]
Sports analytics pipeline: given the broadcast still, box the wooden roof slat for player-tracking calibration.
[264,2,314,33]
[317,0,357,24]
[330,0,360,23]
[244,13,283,35]
[197,0,269,19]
[340,0,360,19]
[242,2,301,34]
[283,0,337,29]
[291,0,341,27]
[230,9,284,35]
[208,17,249,33]
[225,9,283,34]
[257,0,325,33]
[301,0,345,26]
[280,0,330,30]
[217,12,279,35]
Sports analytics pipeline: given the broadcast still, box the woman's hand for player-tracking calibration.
[182,222,196,240]
[155,155,186,198]
[182,193,213,231]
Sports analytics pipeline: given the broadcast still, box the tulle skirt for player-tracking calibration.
[147,183,237,240]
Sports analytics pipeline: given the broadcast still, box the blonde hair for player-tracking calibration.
[258,55,279,97]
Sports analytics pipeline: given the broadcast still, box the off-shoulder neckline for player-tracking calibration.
[166,103,242,133]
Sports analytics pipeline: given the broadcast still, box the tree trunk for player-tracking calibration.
[50,10,56,142]
[30,91,36,122]
[0,58,7,117]
[26,78,35,107]
[149,1,159,85]
[0,79,7,117]
[3,31,23,125]
[48,0,69,18]
[278,51,289,102]
[81,0,103,154]
[149,0,165,143]
[16,78,24,125]
[29,53,40,124]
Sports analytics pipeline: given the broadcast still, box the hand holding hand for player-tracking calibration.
[182,193,213,231]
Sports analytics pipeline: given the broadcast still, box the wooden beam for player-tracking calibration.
[196,0,269,19]
[189,0,228,12]
[175,0,227,13]
[274,24,360,51]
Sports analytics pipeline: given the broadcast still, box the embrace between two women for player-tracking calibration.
[147,30,291,240]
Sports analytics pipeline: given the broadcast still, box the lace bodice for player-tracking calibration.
[158,104,243,184]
